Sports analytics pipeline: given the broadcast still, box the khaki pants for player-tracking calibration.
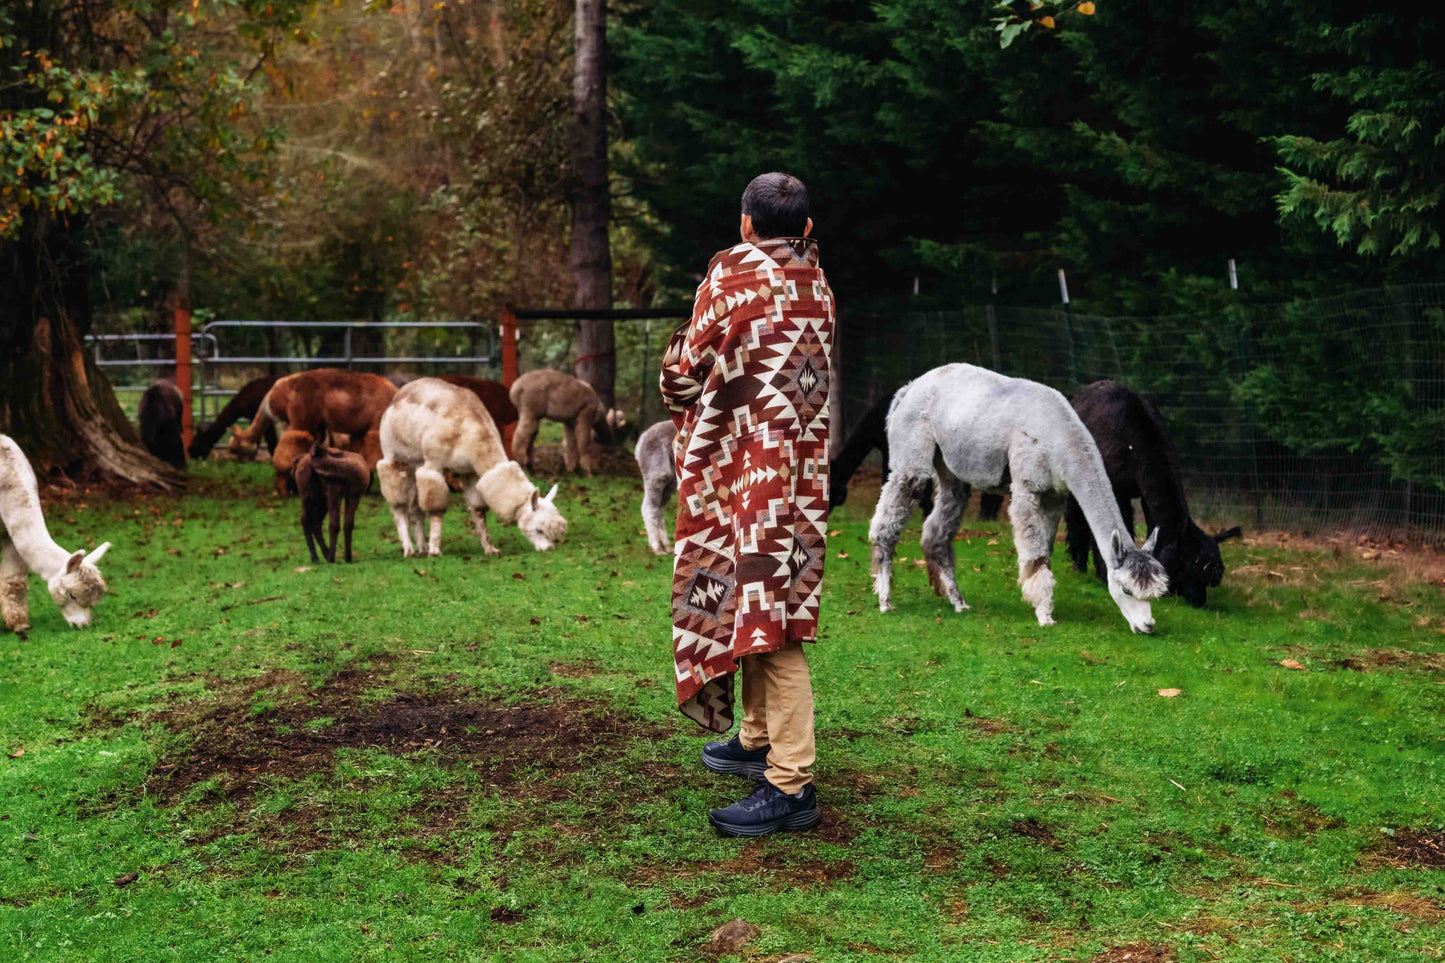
[737,641,815,795]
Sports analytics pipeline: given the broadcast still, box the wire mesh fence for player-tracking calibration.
[837,283,1445,541]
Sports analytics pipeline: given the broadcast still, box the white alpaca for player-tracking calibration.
[868,364,1168,633]
[377,378,567,557]
[633,421,678,555]
[0,435,112,631]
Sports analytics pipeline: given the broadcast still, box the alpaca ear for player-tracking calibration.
[66,550,85,574]
[530,490,540,511]
[1213,526,1242,544]
[544,483,558,504]
[85,542,112,565]
[1110,530,1126,564]
[1141,528,1160,555]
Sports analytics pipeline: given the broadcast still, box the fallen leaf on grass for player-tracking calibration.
[7,748,23,759]
[293,566,311,574]
[113,872,139,887]
[837,552,849,559]
[1158,688,1182,698]
[828,530,841,537]
[1279,659,1306,671]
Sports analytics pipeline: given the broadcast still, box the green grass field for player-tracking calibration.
[2,458,1443,962]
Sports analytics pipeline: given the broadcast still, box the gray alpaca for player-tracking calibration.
[868,363,1169,633]
[634,420,678,555]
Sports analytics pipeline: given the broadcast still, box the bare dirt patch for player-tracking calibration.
[1377,829,1445,868]
[1091,943,1176,963]
[145,658,663,809]
[1336,890,1445,922]
[549,659,605,679]
[1331,648,1445,673]
[1010,817,1061,850]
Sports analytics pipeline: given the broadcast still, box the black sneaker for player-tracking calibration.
[701,735,771,780]
[708,781,820,838]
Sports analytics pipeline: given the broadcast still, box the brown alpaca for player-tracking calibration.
[294,438,370,563]
[435,374,520,430]
[270,430,315,496]
[228,369,398,463]
[508,369,605,476]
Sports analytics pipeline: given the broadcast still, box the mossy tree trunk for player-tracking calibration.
[0,216,185,491]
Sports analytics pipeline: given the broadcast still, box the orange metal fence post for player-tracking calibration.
[501,305,518,451]
[174,295,194,448]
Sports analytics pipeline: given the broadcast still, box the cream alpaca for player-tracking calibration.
[0,435,112,631]
[378,378,566,556]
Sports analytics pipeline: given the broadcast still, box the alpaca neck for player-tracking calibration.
[1059,433,1132,573]
[1134,444,1191,540]
[3,506,71,580]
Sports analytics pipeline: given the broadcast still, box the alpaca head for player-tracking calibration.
[517,483,567,551]
[1154,524,1241,608]
[47,542,111,628]
[227,425,261,461]
[1107,529,1169,634]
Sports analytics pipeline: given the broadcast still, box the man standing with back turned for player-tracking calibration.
[660,172,834,837]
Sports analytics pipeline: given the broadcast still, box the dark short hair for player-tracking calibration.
[741,173,809,239]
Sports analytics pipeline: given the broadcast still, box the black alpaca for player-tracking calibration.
[138,379,187,471]
[1064,380,1241,607]
[187,375,279,460]
[829,387,1002,519]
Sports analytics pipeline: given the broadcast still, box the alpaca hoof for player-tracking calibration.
[953,601,970,613]
[427,548,442,558]
[483,546,500,556]
[1037,615,1056,627]
[878,600,894,613]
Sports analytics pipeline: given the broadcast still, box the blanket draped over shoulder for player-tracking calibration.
[659,237,835,731]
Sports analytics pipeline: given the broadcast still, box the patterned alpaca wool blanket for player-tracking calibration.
[659,237,835,731]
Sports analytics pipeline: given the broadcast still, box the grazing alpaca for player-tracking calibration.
[227,369,397,463]
[294,438,370,563]
[633,420,678,555]
[508,368,619,476]
[270,430,315,496]
[434,374,520,431]
[138,379,187,471]
[831,387,1004,520]
[1064,380,1241,607]
[0,435,112,631]
[869,364,1168,633]
[378,378,567,556]
[189,375,279,460]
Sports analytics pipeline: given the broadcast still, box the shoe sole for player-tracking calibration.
[701,754,769,781]
[708,807,822,838]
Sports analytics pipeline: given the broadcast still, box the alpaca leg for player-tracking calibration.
[377,458,419,557]
[301,504,321,564]
[415,466,449,557]
[1010,488,1064,627]
[325,488,342,563]
[343,493,359,563]
[867,472,926,613]
[1064,495,1091,574]
[561,418,581,474]
[512,413,539,470]
[920,472,969,613]
[0,539,30,634]
[575,410,598,477]
[462,483,499,555]
[642,479,673,555]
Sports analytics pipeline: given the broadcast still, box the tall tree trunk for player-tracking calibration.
[570,0,614,409]
[0,217,185,491]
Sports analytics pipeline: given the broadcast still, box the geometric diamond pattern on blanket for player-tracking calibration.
[659,236,835,732]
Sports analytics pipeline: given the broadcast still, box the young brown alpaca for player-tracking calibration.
[294,438,370,563]
[270,430,315,496]
[508,368,607,476]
